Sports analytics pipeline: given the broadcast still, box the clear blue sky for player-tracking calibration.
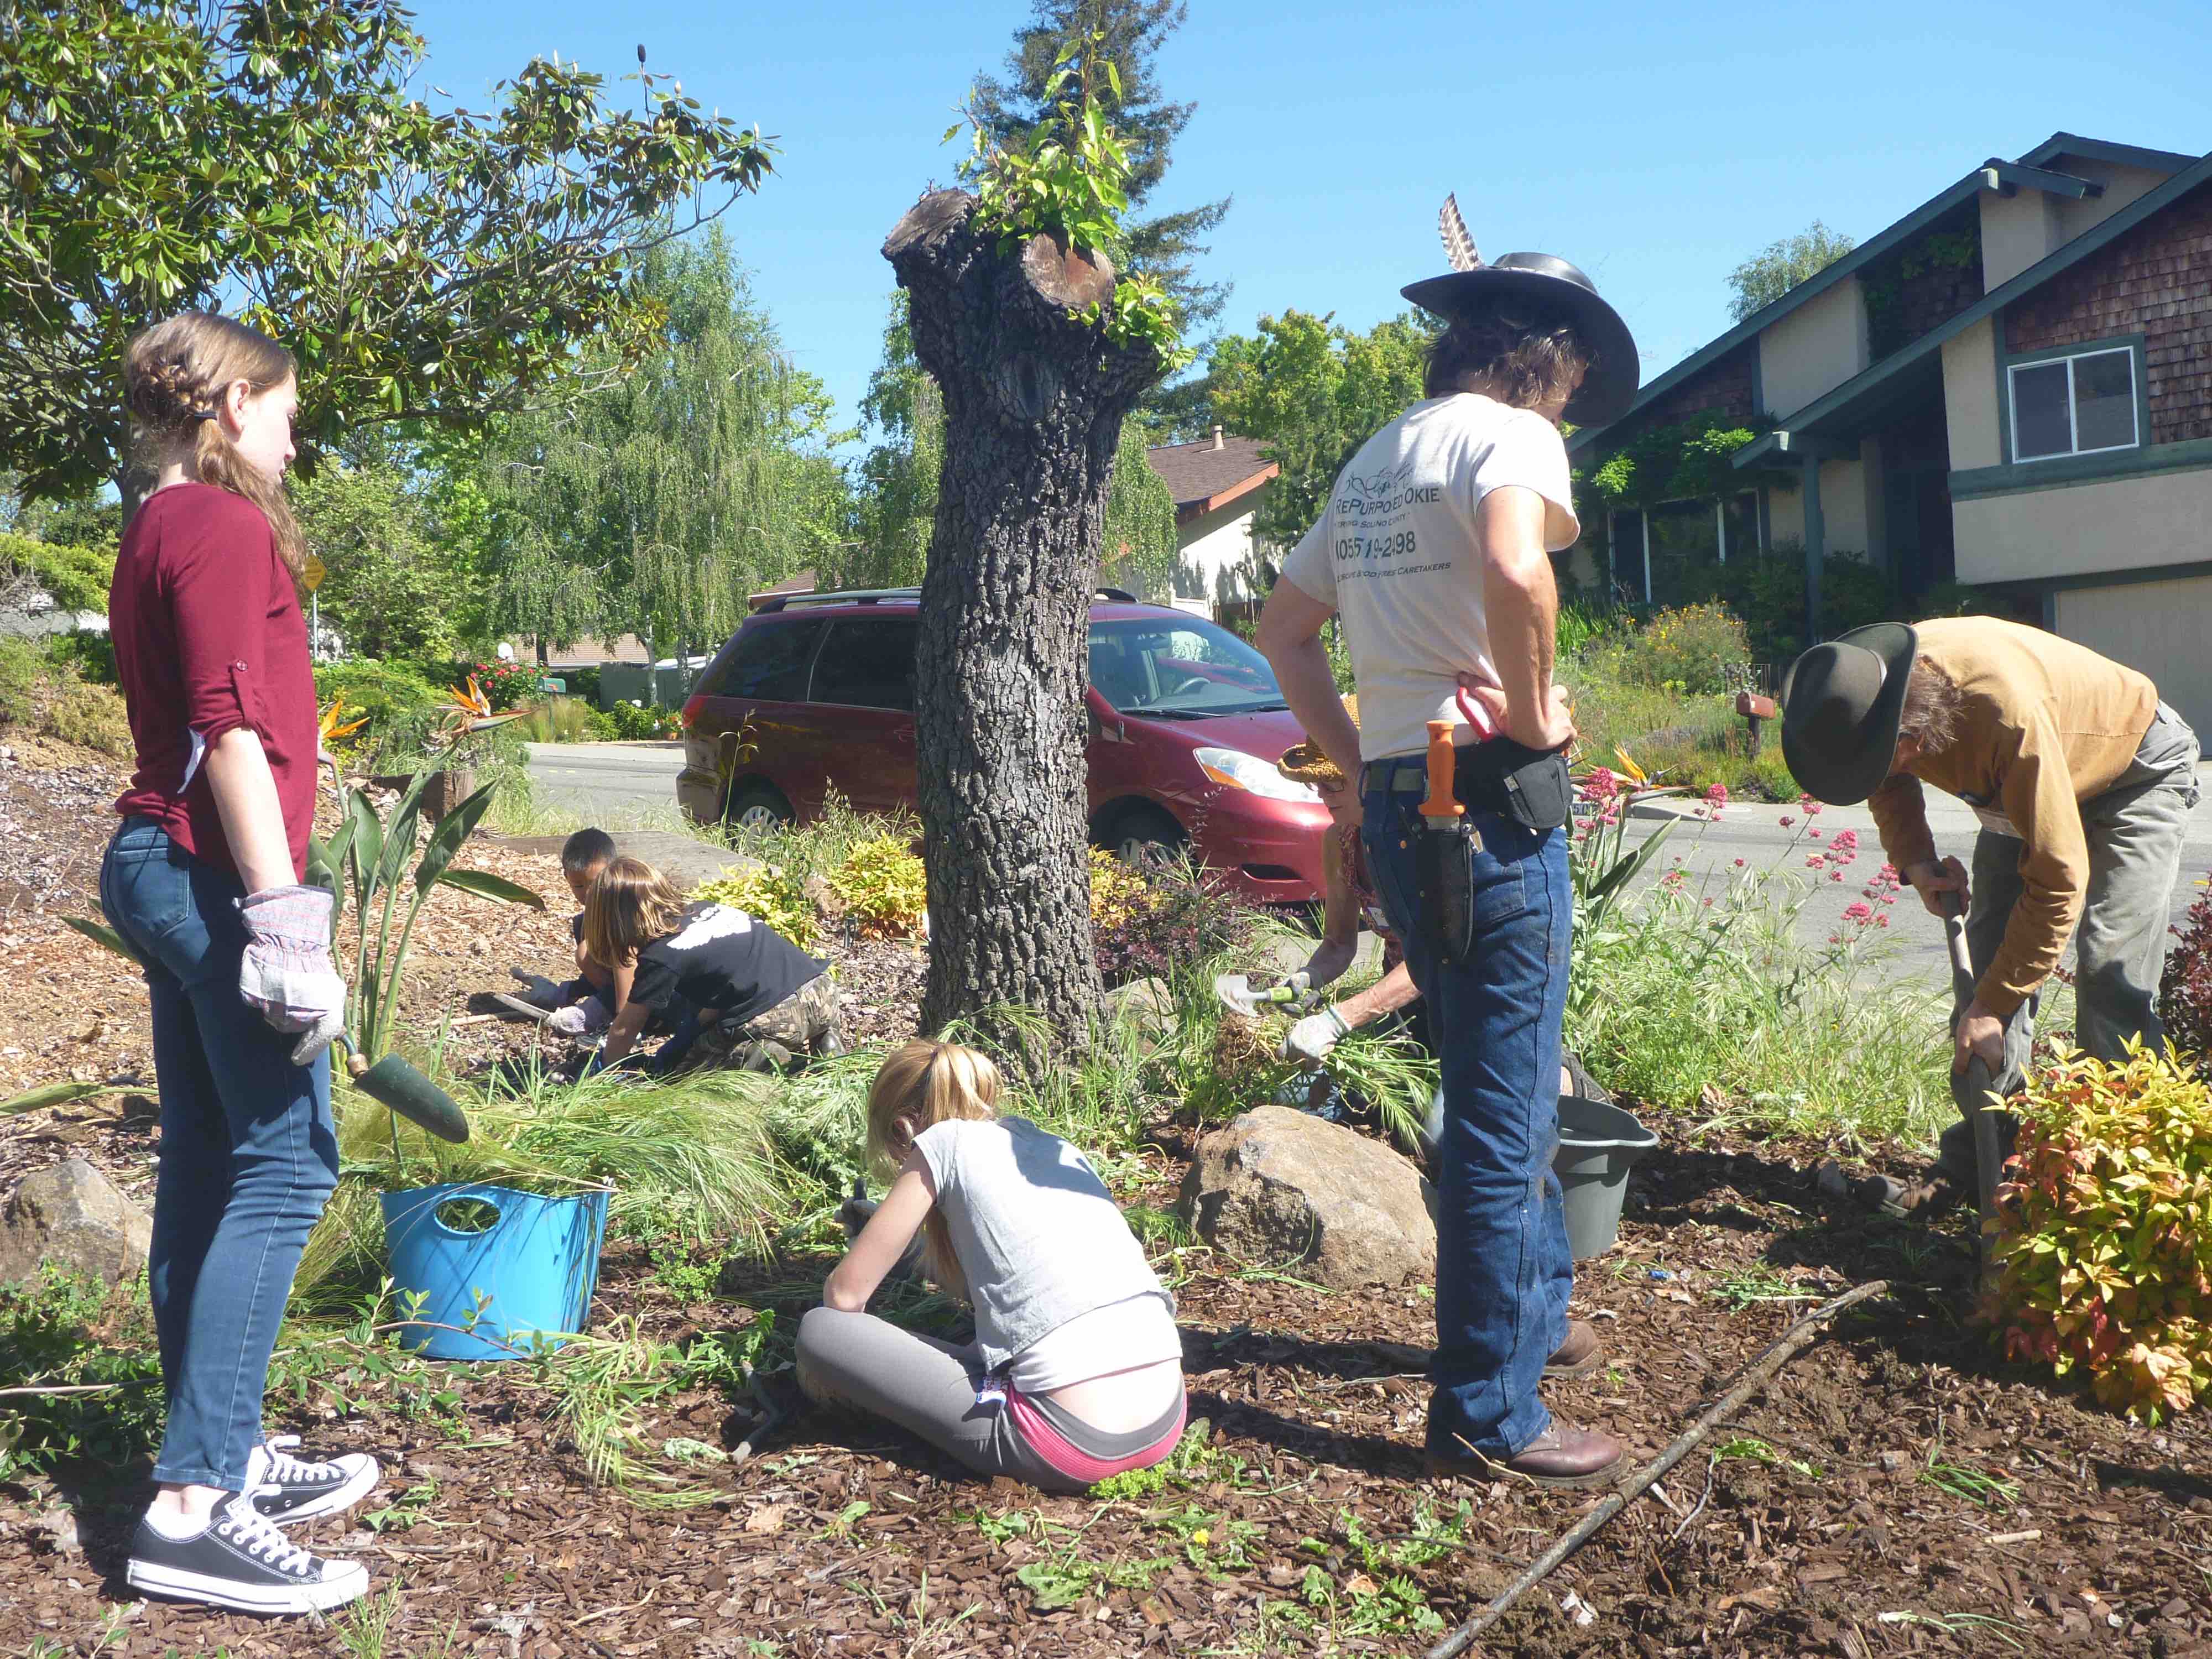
[409,0,2210,446]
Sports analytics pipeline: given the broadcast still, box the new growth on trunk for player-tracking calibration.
[883,188,1166,1046]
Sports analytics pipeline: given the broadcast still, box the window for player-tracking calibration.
[811,618,918,711]
[1610,493,1761,607]
[2008,346,2138,462]
[1087,615,1284,716]
[717,619,822,702]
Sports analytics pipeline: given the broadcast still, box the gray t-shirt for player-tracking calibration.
[1280,393,1579,761]
[912,1114,1173,1373]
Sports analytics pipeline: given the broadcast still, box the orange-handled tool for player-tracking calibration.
[1420,718,1463,820]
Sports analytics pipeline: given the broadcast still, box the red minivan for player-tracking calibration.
[675,588,1332,905]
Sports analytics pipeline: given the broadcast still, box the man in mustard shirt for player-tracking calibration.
[1780,618,2200,1214]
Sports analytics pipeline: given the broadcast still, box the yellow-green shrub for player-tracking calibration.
[1598,601,1751,696]
[691,863,819,951]
[1994,1047,2212,1423]
[48,677,132,758]
[827,834,927,941]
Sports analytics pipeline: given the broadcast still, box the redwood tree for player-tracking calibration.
[886,189,1168,1041]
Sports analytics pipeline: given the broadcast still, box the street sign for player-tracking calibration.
[301,554,327,592]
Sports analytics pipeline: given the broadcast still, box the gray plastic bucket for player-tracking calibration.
[1553,1095,1659,1260]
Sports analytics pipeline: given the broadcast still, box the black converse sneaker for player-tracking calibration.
[247,1435,380,1525]
[126,1491,369,1614]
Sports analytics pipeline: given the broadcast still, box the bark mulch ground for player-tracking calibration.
[3,739,2210,1658]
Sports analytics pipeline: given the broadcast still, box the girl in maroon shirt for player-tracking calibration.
[98,314,377,1614]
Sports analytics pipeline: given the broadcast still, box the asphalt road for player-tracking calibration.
[525,740,688,821]
[525,742,2212,985]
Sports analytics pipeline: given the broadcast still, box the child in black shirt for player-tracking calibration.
[585,857,844,1076]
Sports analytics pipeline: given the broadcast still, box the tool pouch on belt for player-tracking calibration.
[1493,744,1573,833]
[1417,817,1482,966]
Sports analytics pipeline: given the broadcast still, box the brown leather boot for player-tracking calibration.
[1544,1319,1605,1380]
[1426,1419,1625,1489]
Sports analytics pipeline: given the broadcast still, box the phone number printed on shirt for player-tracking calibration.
[1335,529,1418,563]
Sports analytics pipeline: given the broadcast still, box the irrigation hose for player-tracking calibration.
[1423,1277,1891,1659]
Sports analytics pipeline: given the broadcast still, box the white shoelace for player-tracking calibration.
[260,1434,339,1487]
[216,1500,319,1578]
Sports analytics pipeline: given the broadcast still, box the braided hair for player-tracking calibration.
[123,312,305,575]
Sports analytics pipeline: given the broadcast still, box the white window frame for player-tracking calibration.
[2006,346,2139,464]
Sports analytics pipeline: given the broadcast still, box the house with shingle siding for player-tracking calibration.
[1569,132,2212,729]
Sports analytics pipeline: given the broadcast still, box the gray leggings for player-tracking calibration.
[794,1307,1181,1495]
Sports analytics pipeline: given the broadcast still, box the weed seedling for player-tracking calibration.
[1709,1266,1813,1310]
[336,1580,405,1659]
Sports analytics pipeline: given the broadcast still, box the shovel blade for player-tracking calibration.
[353,1053,469,1144]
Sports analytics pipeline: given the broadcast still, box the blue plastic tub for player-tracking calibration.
[379,1182,611,1361]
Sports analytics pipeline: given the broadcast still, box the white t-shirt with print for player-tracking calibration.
[1279,393,1579,763]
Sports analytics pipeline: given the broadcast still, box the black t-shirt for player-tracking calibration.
[629,904,826,1025]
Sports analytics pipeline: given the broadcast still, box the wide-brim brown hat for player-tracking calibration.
[1779,623,1918,806]
[1401,253,1641,427]
[1279,695,1357,787]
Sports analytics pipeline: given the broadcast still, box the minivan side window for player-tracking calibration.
[717,620,823,702]
[811,618,918,711]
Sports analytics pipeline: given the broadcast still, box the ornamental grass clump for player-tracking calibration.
[1992,1046,2212,1425]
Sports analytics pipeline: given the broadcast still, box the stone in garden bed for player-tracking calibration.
[1176,1105,1435,1290]
[0,1156,151,1288]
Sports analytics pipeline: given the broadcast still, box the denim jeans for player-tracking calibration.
[1362,782,1572,1460]
[99,818,339,1491]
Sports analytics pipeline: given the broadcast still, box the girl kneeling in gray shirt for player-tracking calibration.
[796,1040,1186,1492]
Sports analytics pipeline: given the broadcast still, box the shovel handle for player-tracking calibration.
[1420,719,1463,820]
[1937,890,1978,1005]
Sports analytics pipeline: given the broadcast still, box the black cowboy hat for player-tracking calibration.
[1778,622,1919,806]
[1401,253,1640,427]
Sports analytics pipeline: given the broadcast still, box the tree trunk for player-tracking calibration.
[884,189,1164,1046]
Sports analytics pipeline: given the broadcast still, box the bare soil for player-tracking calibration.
[3,737,2209,1658]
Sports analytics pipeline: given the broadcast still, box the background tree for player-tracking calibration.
[1726,220,1858,321]
[973,0,1226,426]
[0,2,772,510]
[891,46,1180,1043]
[1206,309,1437,548]
[480,228,844,677]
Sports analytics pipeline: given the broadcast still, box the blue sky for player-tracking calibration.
[409,0,2210,447]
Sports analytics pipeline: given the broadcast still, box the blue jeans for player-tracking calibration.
[100,818,338,1491]
[1362,782,1573,1460]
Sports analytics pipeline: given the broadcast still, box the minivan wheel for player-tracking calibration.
[1108,805,1186,874]
[723,779,794,833]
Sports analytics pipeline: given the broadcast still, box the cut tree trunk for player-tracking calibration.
[884,189,1165,1046]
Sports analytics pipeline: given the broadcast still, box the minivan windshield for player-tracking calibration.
[1086,615,1289,718]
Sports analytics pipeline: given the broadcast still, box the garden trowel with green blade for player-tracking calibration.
[335,1035,469,1143]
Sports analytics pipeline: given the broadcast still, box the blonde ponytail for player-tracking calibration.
[124,312,306,576]
[864,1040,1001,1297]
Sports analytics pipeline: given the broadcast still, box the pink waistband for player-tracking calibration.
[1005,1387,1187,1485]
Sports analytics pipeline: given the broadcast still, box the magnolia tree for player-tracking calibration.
[886,47,1181,1044]
[0,2,772,508]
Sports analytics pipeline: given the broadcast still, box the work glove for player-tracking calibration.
[237,885,348,1068]
[1279,1005,1351,1066]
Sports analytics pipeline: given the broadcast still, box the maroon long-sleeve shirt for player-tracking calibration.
[109,482,318,882]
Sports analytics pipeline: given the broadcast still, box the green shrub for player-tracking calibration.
[47,676,132,757]
[0,1267,164,1483]
[827,833,928,941]
[0,533,116,614]
[691,862,820,951]
[515,697,618,743]
[1994,1047,2212,1425]
[43,629,116,685]
[606,700,682,740]
[313,659,444,745]
[0,635,38,727]
[1599,602,1750,696]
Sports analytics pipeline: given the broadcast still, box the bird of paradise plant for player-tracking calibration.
[319,695,369,747]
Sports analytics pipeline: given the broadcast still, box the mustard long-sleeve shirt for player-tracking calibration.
[1864,618,2157,1018]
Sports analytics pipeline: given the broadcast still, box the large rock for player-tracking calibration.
[0,1158,153,1288]
[1177,1106,1436,1290]
[1102,975,1178,1055]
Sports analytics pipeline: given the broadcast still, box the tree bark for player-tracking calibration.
[884,190,1164,1046]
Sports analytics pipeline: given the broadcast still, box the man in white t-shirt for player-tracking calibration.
[1258,228,1639,1489]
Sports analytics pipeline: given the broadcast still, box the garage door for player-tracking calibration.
[2057,575,2212,739]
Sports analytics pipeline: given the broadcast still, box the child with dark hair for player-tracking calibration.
[497,826,619,1036]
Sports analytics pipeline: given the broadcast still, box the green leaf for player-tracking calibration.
[377,771,436,892]
[64,916,139,964]
[1105,60,1121,101]
[439,868,547,909]
[3,1079,114,1115]
[346,787,386,904]
[415,781,501,896]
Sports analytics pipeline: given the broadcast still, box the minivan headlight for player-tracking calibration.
[1193,746,1322,804]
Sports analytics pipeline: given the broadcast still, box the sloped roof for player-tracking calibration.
[1569,132,2203,455]
[1145,434,1279,515]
